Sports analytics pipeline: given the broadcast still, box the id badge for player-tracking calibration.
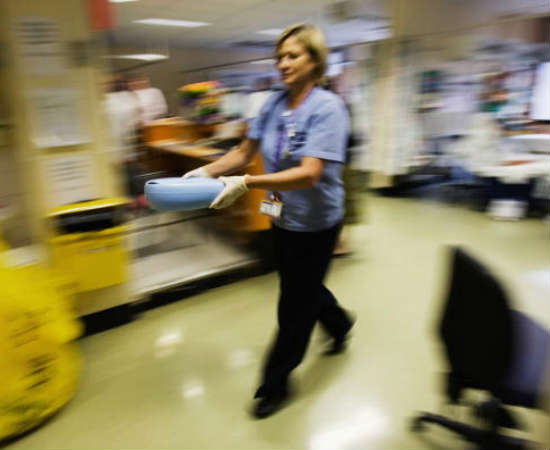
[259,200,283,218]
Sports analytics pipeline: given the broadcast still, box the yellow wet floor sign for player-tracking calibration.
[0,242,82,441]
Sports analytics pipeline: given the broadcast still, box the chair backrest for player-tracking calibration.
[498,310,550,407]
[439,247,515,393]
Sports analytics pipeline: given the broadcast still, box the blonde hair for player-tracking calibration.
[276,24,328,83]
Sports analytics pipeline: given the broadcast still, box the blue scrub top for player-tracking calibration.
[247,87,350,232]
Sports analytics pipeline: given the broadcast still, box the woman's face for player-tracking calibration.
[276,36,317,87]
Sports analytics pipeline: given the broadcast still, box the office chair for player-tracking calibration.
[412,247,549,450]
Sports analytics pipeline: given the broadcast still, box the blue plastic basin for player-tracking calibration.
[145,177,224,212]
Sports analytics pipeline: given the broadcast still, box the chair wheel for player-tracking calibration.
[411,417,425,432]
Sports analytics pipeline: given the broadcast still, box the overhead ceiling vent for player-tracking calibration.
[477,41,513,54]
[326,0,359,23]
[326,0,388,24]
[230,40,275,49]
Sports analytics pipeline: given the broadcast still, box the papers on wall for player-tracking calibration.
[43,154,97,208]
[29,87,91,148]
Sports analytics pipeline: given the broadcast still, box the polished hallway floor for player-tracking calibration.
[7,194,549,450]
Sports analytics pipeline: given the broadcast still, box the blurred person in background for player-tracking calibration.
[481,72,510,114]
[323,75,363,255]
[103,75,146,209]
[183,24,355,418]
[244,76,274,121]
[104,75,141,161]
[128,74,168,125]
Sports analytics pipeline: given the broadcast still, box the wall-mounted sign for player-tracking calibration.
[15,16,68,76]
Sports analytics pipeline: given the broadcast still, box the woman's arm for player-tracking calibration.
[202,138,259,177]
[210,156,325,209]
[246,157,324,191]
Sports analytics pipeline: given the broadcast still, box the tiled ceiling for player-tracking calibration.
[108,0,390,49]
[107,0,549,50]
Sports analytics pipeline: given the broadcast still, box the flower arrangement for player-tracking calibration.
[179,81,220,98]
[178,81,222,123]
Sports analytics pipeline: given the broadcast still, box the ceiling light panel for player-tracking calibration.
[257,28,284,36]
[134,18,211,27]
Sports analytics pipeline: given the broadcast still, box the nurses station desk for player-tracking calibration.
[123,118,270,302]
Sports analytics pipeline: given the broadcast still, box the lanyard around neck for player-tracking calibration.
[273,87,315,172]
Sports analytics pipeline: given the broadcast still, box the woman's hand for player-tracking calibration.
[210,175,250,209]
[182,166,212,179]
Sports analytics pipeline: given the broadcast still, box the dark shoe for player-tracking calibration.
[252,391,289,419]
[324,313,356,356]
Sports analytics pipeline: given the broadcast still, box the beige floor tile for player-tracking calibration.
[7,195,549,450]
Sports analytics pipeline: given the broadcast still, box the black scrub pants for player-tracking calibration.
[255,222,353,398]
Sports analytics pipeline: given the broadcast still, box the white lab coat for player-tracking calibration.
[133,87,168,125]
[104,91,141,163]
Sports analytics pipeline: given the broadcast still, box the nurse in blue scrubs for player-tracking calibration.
[183,24,355,418]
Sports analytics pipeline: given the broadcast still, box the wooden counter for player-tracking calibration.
[143,118,219,143]
[146,139,226,162]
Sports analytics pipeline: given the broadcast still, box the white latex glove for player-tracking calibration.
[210,176,249,209]
[182,166,211,179]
